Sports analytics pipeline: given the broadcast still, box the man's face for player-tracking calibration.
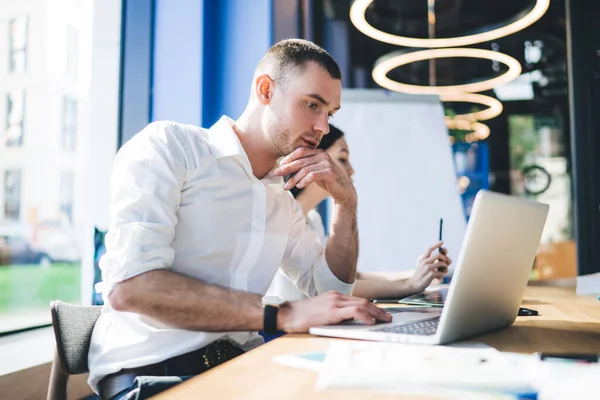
[264,62,342,157]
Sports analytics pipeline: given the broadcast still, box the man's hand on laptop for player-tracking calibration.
[408,241,452,294]
[277,291,392,333]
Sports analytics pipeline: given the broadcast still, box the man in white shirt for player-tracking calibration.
[88,39,391,399]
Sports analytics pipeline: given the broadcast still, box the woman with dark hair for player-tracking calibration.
[267,125,451,301]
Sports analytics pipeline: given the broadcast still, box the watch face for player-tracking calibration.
[261,295,285,306]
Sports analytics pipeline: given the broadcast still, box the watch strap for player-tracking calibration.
[263,304,279,334]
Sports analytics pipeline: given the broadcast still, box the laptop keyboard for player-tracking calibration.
[372,316,440,336]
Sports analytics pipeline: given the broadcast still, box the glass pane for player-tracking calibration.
[62,97,78,151]
[508,114,576,280]
[9,15,28,73]
[0,2,96,333]
[3,170,21,221]
[6,91,25,147]
[10,50,26,74]
[10,16,28,49]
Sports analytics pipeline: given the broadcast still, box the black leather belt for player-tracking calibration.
[98,340,245,400]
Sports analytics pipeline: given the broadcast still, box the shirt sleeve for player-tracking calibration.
[100,122,192,296]
[278,199,354,297]
[306,209,327,245]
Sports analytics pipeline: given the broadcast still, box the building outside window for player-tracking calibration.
[62,96,77,151]
[0,0,102,334]
[5,91,25,147]
[3,170,22,221]
[9,15,28,73]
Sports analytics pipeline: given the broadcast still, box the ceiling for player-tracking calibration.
[322,0,569,115]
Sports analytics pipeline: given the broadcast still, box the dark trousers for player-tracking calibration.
[99,340,245,400]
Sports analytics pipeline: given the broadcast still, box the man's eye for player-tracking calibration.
[338,159,348,164]
[306,102,318,110]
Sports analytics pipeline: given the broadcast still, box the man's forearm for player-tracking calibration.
[325,200,358,283]
[109,269,264,331]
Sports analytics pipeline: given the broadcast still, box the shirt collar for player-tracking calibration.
[261,166,284,186]
[208,116,284,187]
[207,116,247,159]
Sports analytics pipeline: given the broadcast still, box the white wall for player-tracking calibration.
[330,89,467,273]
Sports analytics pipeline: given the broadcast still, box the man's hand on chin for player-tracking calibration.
[274,147,356,205]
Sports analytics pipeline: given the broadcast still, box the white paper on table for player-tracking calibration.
[315,341,532,393]
[520,357,600,400]
[315,341,600,399]
[271,341,493,373]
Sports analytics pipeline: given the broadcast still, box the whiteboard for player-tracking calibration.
[329,89,467,273]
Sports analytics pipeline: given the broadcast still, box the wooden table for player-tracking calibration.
[155,285,600,399]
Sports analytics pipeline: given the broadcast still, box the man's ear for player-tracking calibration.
[255,74,274,105]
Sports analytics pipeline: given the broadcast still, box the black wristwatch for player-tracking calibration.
[262,296,287,334]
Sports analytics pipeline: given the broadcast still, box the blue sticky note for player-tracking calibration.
[298,351,326,362]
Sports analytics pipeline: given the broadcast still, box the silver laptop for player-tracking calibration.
[309,190,549,345]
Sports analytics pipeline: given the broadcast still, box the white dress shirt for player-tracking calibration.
[87,116,353,390]
[267,209,327,301]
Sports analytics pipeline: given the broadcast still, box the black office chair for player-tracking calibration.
[47,300,102,400]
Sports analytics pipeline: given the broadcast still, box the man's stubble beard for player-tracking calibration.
[267,119,296,157]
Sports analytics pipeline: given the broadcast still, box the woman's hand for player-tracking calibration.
[408,241,452,294]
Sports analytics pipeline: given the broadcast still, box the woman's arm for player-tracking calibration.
[352,242,452,299]
[356,272,395,281]
[352,277,416,299]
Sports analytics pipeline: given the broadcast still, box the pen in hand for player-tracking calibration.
[437,218,447,273]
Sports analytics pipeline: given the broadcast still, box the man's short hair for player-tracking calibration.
[258,39,341,86]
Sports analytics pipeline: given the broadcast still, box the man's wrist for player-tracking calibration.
[333,191,358,210]
[275,301,292,332]
[261,294,293,333]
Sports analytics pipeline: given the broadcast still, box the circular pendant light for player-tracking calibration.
[446,119,490,141]
[350,0,550,48]
[372,48,522,95]
[441,93,503,121]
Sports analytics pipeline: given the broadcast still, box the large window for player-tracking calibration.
[508,113,576,280]
[5,91,25,147]
[0,1,106,334]
[3,170,22,221]
[62,96,77,151]
[9,15,28,73]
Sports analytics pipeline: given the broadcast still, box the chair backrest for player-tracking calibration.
[50,300,102,375]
